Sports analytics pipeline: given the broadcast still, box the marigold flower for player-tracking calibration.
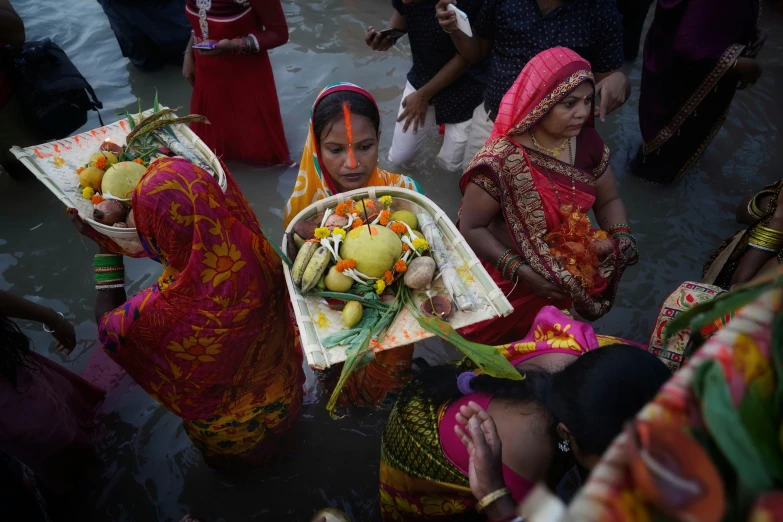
[384,270,393,285]
[375,279,386,295]
[314,227,331,239]
[82,187,95,199]
[76,167,85,175]
[351,218,364,230]
[394,259,408,273]
[332,227,347,239]
[335,259,357,272]
[95,156,107,170]
[133,158,144,165]
[402,244,410,252]
[91,194,104,204]
[379,210,391,226]
[379,195,392,207]
[335,203,348,217]
[412,238,429,253]
[390,222,407,235]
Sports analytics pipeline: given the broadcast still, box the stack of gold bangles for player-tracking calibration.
[476,487,512,513]
[748,224,783,253]
[747,189,777,221]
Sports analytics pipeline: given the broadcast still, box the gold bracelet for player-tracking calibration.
[756,225,783,238]
[476,487,511,512]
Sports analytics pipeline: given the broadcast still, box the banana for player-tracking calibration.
[301,246,331,292]
[291,241,318,287]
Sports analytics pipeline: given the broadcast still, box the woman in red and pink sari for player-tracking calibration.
[459,47,638,346]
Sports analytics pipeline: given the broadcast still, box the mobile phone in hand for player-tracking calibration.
[446,4,472,37]
[192,40,219,50]
[378,28,407,40]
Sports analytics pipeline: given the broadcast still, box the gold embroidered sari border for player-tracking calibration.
[643,43,745,155]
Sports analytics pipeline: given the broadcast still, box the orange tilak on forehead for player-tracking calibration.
[342,102,356,168]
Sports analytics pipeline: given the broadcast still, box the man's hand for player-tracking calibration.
[365,26,395,51]
[594,71,629,122]
[398,90,430,133]
[436,0,459,33]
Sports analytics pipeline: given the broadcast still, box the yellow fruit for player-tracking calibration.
[101,161,147,199]
[316,274,327,291]
[342,301,363,328]
[324,266,354,292]
[339,224,402,278]
[88,151,118,168]
[78,167,105,190]
[391,210,418,230]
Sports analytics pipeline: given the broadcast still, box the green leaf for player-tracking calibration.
[772,307,783,417]
[738,379,783,481]
[326,328,375,415]
[261,228,292,268]
[308,291,390,310]
[124,109,136,131]
[693,359,773,513]
[153,90,160,113]
[414,315,522,380]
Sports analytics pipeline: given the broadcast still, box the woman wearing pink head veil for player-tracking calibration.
[458,47,638,345]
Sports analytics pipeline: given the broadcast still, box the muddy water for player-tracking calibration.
[2,0,782,520]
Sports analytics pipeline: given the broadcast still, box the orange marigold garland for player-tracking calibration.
[335,203,348,217]
[390,222,407,235]
[76,167,85,175]
[384,270,393,285]
[379,210,391,226]
[133,158,144,165]
[351,218,364,230]
[95,156,107,170]
[394,259,407,273]
[544,210,607,289]
[91,194,105,204]
[335,259,357,272]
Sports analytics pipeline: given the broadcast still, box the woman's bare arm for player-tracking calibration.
[461,182,566,299]
[592,167,628,230]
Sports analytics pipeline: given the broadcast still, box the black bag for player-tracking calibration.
[2,38,103,141]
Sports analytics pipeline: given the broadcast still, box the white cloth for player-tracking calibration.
[388,81,474,173]
[461,101,494,169]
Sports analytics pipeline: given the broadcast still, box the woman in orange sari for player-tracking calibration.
[284,83,422,409]
[70,158,303,470]
[459,48,638,345]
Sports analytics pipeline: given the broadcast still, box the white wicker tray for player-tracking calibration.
[282,186,514,370]
[9,107,226,255]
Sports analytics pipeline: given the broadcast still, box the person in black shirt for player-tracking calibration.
[436,0,630,166]
[365,0,486,172]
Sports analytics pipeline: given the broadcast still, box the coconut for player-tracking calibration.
[101,161,147,200]
[339,224,402,278]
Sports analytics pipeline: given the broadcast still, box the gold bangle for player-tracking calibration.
[476,487,511,512]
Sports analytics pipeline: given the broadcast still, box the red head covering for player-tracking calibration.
[491,47,594,140]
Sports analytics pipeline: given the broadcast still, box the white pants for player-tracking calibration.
[461,102,494,168]
[388,81,474,172]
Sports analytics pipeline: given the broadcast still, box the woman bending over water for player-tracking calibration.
[379,313,669,521]
[69,158,304,471]
[459,48,638,345]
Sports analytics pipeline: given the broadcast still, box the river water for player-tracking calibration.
[2,0,782,520]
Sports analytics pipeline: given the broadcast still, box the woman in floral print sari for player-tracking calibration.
[70,157,304,470]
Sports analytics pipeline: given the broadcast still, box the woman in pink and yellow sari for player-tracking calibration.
[71,158,303,471]
[459,47,638,345]
[379,307,668,521]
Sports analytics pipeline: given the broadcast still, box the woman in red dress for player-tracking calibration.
[183,0,290,165]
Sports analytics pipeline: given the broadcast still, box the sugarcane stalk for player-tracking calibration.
[417,213,474,311]
[151,129,215,176]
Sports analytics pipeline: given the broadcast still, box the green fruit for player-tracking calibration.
[411,230,425,240]
[293,233,306,249]
[391,210,418,230]
[324,266,354,292]
[339,224,402,278]
[342,301,363,328]
[317,274,327,291]
[101,161,147,199]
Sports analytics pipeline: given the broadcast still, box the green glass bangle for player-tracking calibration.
[94,271,124,282]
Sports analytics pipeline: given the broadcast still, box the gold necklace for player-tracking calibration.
[530,130,569,159]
